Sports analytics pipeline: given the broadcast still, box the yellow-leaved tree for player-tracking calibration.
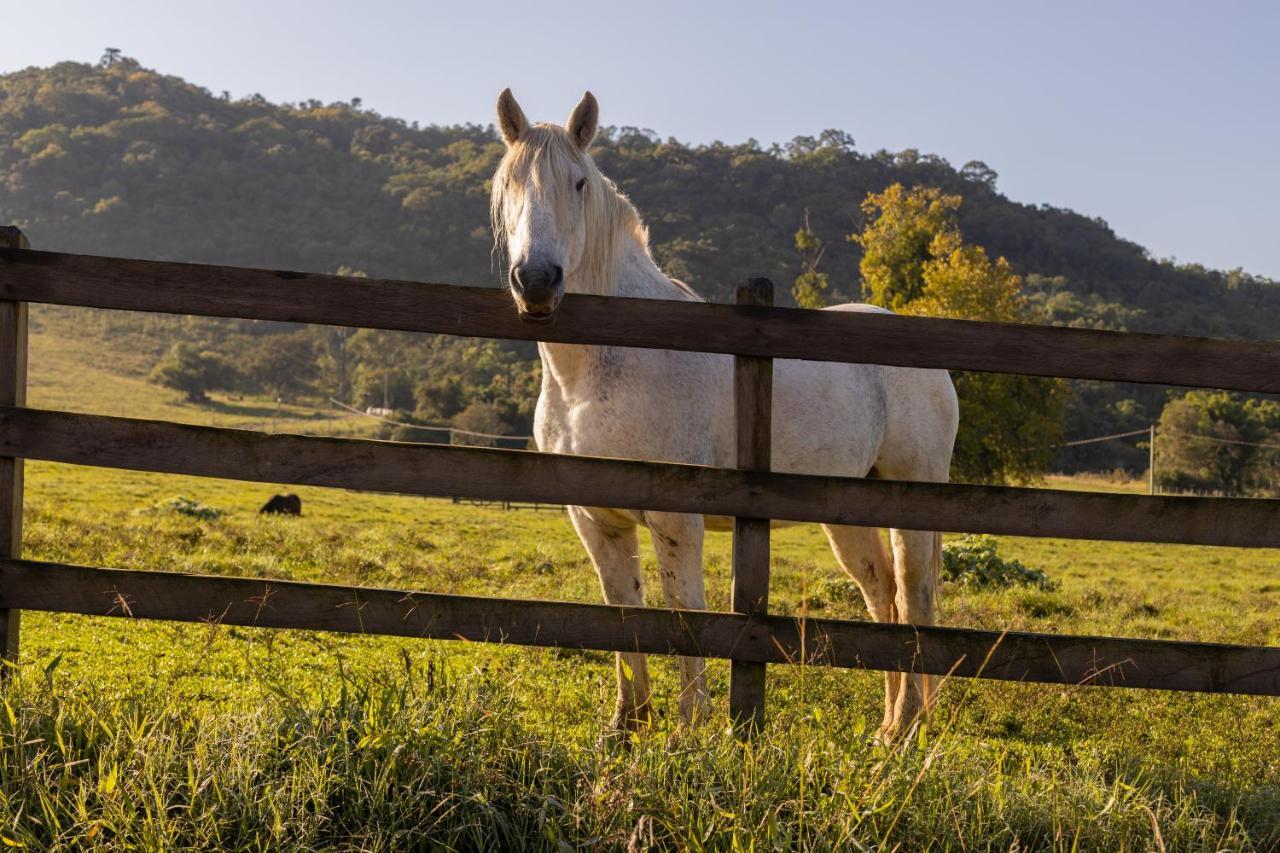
[853,184,1068,484]
[855,184,962,311]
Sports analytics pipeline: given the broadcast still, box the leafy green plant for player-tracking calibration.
[155,495,224,521]
[941,535,1056,590]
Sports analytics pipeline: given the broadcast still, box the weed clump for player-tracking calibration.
[942,535,1055,591]
[152,496,224,521]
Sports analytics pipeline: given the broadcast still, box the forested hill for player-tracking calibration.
[3,57,1278,473]
[3,58,1276,335]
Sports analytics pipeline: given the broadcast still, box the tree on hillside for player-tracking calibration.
[308,266,365,402]
[959,160,999,190]
[852,184,963,311]
[791,211,829,309]
[242,330,318,402]
[149,342,238,403]
[854,184,1068,484]
[347,330,416,411]
[1155,391,1280,496]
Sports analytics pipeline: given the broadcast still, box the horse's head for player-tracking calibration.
[490,89,600,323]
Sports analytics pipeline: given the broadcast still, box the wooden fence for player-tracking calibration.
[3,228,1280,731]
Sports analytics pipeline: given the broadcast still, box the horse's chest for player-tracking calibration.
[536,370,726,465]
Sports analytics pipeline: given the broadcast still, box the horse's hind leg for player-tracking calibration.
[889,528,942,733]
[567,506,651,732]
[646,511,709,724]
[822,524,900,737]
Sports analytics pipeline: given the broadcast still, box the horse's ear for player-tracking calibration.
[497,88,529,146]
[566,91,598,151]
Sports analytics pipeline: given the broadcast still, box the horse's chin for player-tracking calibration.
[517,309,558,325]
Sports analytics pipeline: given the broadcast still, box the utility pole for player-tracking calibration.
[1148,424,1156,495]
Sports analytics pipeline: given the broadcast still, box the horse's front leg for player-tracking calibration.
[646,511,709,724]
[567,505,651,732]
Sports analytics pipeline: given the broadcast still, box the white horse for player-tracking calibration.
[490,90,959,738]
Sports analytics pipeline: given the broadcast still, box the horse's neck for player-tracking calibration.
[539,240,678,391]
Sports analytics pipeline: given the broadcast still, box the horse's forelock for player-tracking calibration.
[491,123,648,295]
[491,125,583,265]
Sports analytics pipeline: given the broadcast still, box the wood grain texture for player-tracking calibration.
[0,227,28,666]
[731,278,774,732]
[3,248,1280,392]
[2,558,1277,695]
[4,406,1280,548]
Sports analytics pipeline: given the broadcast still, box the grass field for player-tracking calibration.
[27,306,377,438]
[0,308,1277,849]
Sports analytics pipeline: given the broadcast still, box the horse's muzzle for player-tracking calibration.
[511,263,564,323]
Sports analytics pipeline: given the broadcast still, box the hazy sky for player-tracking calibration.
[7,1,1280,277]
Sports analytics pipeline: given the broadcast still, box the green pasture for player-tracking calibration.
[0,309,1273,849]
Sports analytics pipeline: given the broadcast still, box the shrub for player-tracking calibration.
[149,342,238,403]
[941,535,1055,590]
[451,401,509,447]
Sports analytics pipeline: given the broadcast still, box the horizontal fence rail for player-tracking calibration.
[4,405,1280,548]
[4,248,1280,392]
[2,558,1278,695]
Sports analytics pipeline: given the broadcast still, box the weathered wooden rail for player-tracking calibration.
[6,248,1280,391]
[2,232,1279,731]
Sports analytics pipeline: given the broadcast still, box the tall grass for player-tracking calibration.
[0,652,1267,850]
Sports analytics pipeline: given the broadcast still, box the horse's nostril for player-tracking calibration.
[511,264,562,297]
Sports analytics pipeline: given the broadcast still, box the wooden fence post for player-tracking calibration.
[730,278,773,734]
[0,226,29,671]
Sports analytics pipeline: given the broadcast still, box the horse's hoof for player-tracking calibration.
[598,725,636,753]
[598,702,652,750]
[625,702,653,729]
[874,718,926,750]
[873,723,900,747]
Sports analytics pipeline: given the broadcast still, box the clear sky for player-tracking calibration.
[7,1,1280,277]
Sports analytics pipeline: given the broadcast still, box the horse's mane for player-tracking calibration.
[493,124,696,300]
[668,277,702,302]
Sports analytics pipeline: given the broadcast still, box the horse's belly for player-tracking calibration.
[701,515,801,532]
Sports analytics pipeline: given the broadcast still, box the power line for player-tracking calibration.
[1159,429,1280,451]
[327,397,532,444]
[1054,428,1150,448]
[1050,426,1280,452]
[323,401,1280,455]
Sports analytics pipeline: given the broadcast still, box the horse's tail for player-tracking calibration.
[931,531,943,590]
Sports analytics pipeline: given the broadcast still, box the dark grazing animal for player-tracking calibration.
[259,494,302,516]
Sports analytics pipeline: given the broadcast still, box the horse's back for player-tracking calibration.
[822,301,894,316]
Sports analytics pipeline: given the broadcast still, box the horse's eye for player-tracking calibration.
[575,178,586,193]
